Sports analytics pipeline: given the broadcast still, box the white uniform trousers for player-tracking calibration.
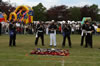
[50,33,56,46]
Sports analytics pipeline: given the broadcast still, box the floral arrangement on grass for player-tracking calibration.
[30,48,69,56]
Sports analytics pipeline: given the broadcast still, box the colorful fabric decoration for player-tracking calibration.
[30,48,69,56]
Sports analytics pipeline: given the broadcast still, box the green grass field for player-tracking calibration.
[0,34,100,66]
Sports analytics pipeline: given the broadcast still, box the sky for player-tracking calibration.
[2,0,100,9]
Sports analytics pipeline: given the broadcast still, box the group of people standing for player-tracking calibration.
[35,20,95,48]
[35,21,72,48]
[81,21,94,48]
[8,20,95,48]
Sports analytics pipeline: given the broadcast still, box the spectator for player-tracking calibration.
[97,24,100,35]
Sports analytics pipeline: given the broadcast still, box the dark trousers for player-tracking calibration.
[62,35,71,47]
[80,34,85,46]
[85,34,93,48]
[9,35,16,46]
[35,34,44,46]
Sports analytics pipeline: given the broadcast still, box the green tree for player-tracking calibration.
[0,1,15,19]
[80,4,100,21]
[69,7,81,21]
[32,3,47,21]
[46,5,70,21]
[89,4,99,21]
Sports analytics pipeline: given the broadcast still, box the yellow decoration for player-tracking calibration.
[3,13,7,22]
[97,28,100,32]
[9,12,17,21]
[9,5,33,24]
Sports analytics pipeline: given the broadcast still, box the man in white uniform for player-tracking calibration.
[49,20,57,47]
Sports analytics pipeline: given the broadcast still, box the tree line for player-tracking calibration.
[33,3,100,22]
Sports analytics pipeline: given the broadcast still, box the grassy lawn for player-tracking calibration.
[0,34,100,66]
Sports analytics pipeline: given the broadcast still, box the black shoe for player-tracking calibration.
[9,45,12,47]
[54,46,56,47]
[90,46,93,48]
[80,44,83,46]
[84,46,87,48]
[50,45,52,47]
[42,44,45,46]
[13,45,16,47]
[35,44,37,46]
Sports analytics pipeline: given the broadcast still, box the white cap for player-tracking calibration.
[62,20,65,23]
[51,20,54,22]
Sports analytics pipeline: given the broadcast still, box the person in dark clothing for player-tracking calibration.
[85,21,94,48]
[62,24,72,48]
[9,21,16,47]
[0,23,2,35]
[80,23,87,46]
[35,23,45,46]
